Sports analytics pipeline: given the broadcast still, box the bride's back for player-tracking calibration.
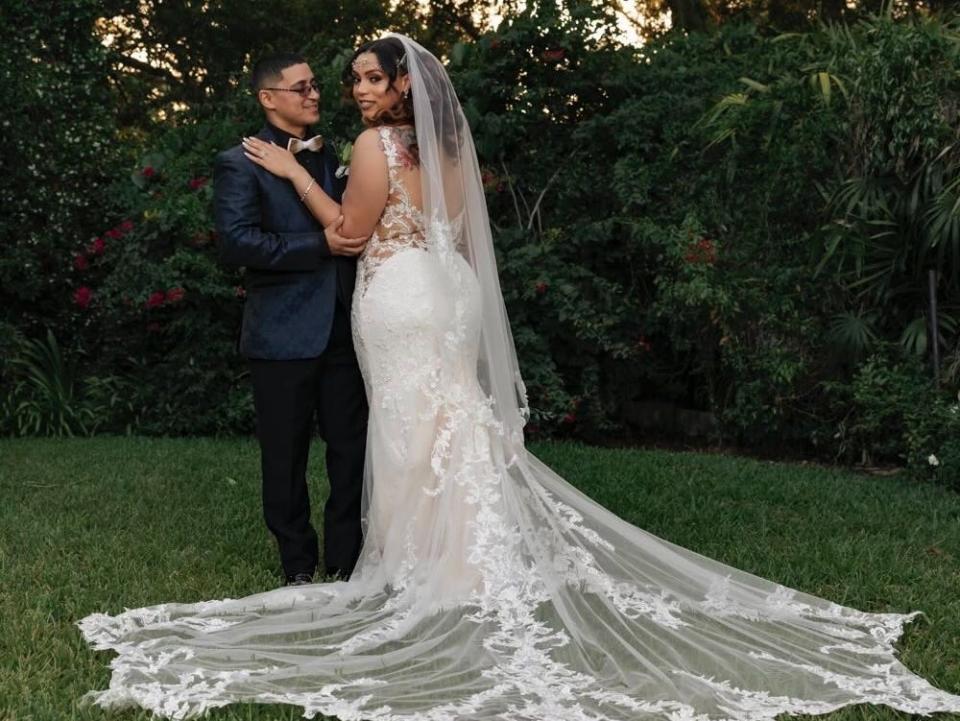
[370,124,424,244]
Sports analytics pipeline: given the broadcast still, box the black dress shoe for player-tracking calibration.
[285,572,314,586]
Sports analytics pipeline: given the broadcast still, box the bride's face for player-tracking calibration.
[351,52,409,123]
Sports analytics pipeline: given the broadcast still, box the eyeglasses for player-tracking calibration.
[262,79,320,98]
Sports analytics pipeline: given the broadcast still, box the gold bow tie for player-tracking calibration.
[287,135,324,154]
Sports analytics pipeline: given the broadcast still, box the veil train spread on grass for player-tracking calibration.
[78,34,960,721]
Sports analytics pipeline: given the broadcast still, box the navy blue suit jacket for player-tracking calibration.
[214,125,352,360]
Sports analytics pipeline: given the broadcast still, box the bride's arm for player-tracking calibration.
[242,130,388,239]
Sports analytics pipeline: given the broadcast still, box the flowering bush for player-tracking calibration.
[824,352,960,486]
[71,107,256,435]
[0,0,126,341]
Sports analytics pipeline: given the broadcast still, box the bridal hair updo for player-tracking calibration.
[342,37,413,126]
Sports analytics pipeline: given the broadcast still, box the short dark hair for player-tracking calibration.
[249,52,307,93]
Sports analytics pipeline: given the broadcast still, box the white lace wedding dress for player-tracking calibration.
[78,37,960,721]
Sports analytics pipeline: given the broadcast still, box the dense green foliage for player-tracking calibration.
[0,0,125,357]
[3,1,960,484]
[2,437,959,719]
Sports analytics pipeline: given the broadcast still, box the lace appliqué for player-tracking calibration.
[355,126,428,298]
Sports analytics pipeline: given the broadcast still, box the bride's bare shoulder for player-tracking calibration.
[347,128,388,174]
[354,127,388,151]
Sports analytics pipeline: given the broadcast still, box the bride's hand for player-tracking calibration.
[242,137,300,179]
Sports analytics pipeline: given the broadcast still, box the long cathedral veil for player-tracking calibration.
[393,33,529,448]
[77,34,960,721]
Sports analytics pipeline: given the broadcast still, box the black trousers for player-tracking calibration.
[248,301,368,577]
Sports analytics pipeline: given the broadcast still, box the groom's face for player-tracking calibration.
[259,63,321,129]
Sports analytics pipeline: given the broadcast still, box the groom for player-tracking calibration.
[214,53,368,585]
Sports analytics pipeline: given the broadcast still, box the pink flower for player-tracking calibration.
[73,253,89,271]
[235,285,247,299]
[73,286,93,309]
[88,237,106,256]
[187,176,208,191]
[562,412,576,425]
[145,290,166,309]
[142,166,156,178]
[105,228,122,240]
[166,286,185,303]
[119,219,134,233]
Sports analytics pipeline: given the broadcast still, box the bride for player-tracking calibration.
[79,34,960,721]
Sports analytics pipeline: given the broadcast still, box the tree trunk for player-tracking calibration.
[666,0,709,31]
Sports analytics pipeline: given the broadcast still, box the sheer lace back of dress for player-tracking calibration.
[357,126,428,296]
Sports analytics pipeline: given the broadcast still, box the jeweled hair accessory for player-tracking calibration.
[351,56,380,72]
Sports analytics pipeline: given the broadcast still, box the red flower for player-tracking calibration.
[146,322,163,334]
[73,253,89,271]
[142,166,156,178]
[119,219,134,233]
[145,290,166,308]
[542,49,566,62]
[562,412,576,424]
[87,237,106,256]
[166,286,185,303]
[187,176,208,191]
[234,285,247,299]
[683,237,717,265]
[73,286,93,309]
[481,169,499,191]
[534,281,549,295]
[105,228,122,240]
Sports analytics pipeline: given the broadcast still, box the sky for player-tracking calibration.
[485,1,649,45]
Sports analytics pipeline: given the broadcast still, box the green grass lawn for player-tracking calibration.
[1,437,959,721]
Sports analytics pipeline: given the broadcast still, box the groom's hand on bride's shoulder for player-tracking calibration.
[324,215,367,257]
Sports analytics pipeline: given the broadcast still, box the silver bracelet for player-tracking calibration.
[299,177,316,203]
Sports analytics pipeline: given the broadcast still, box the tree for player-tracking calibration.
[0,0,125,338]
[93,0,396,128]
